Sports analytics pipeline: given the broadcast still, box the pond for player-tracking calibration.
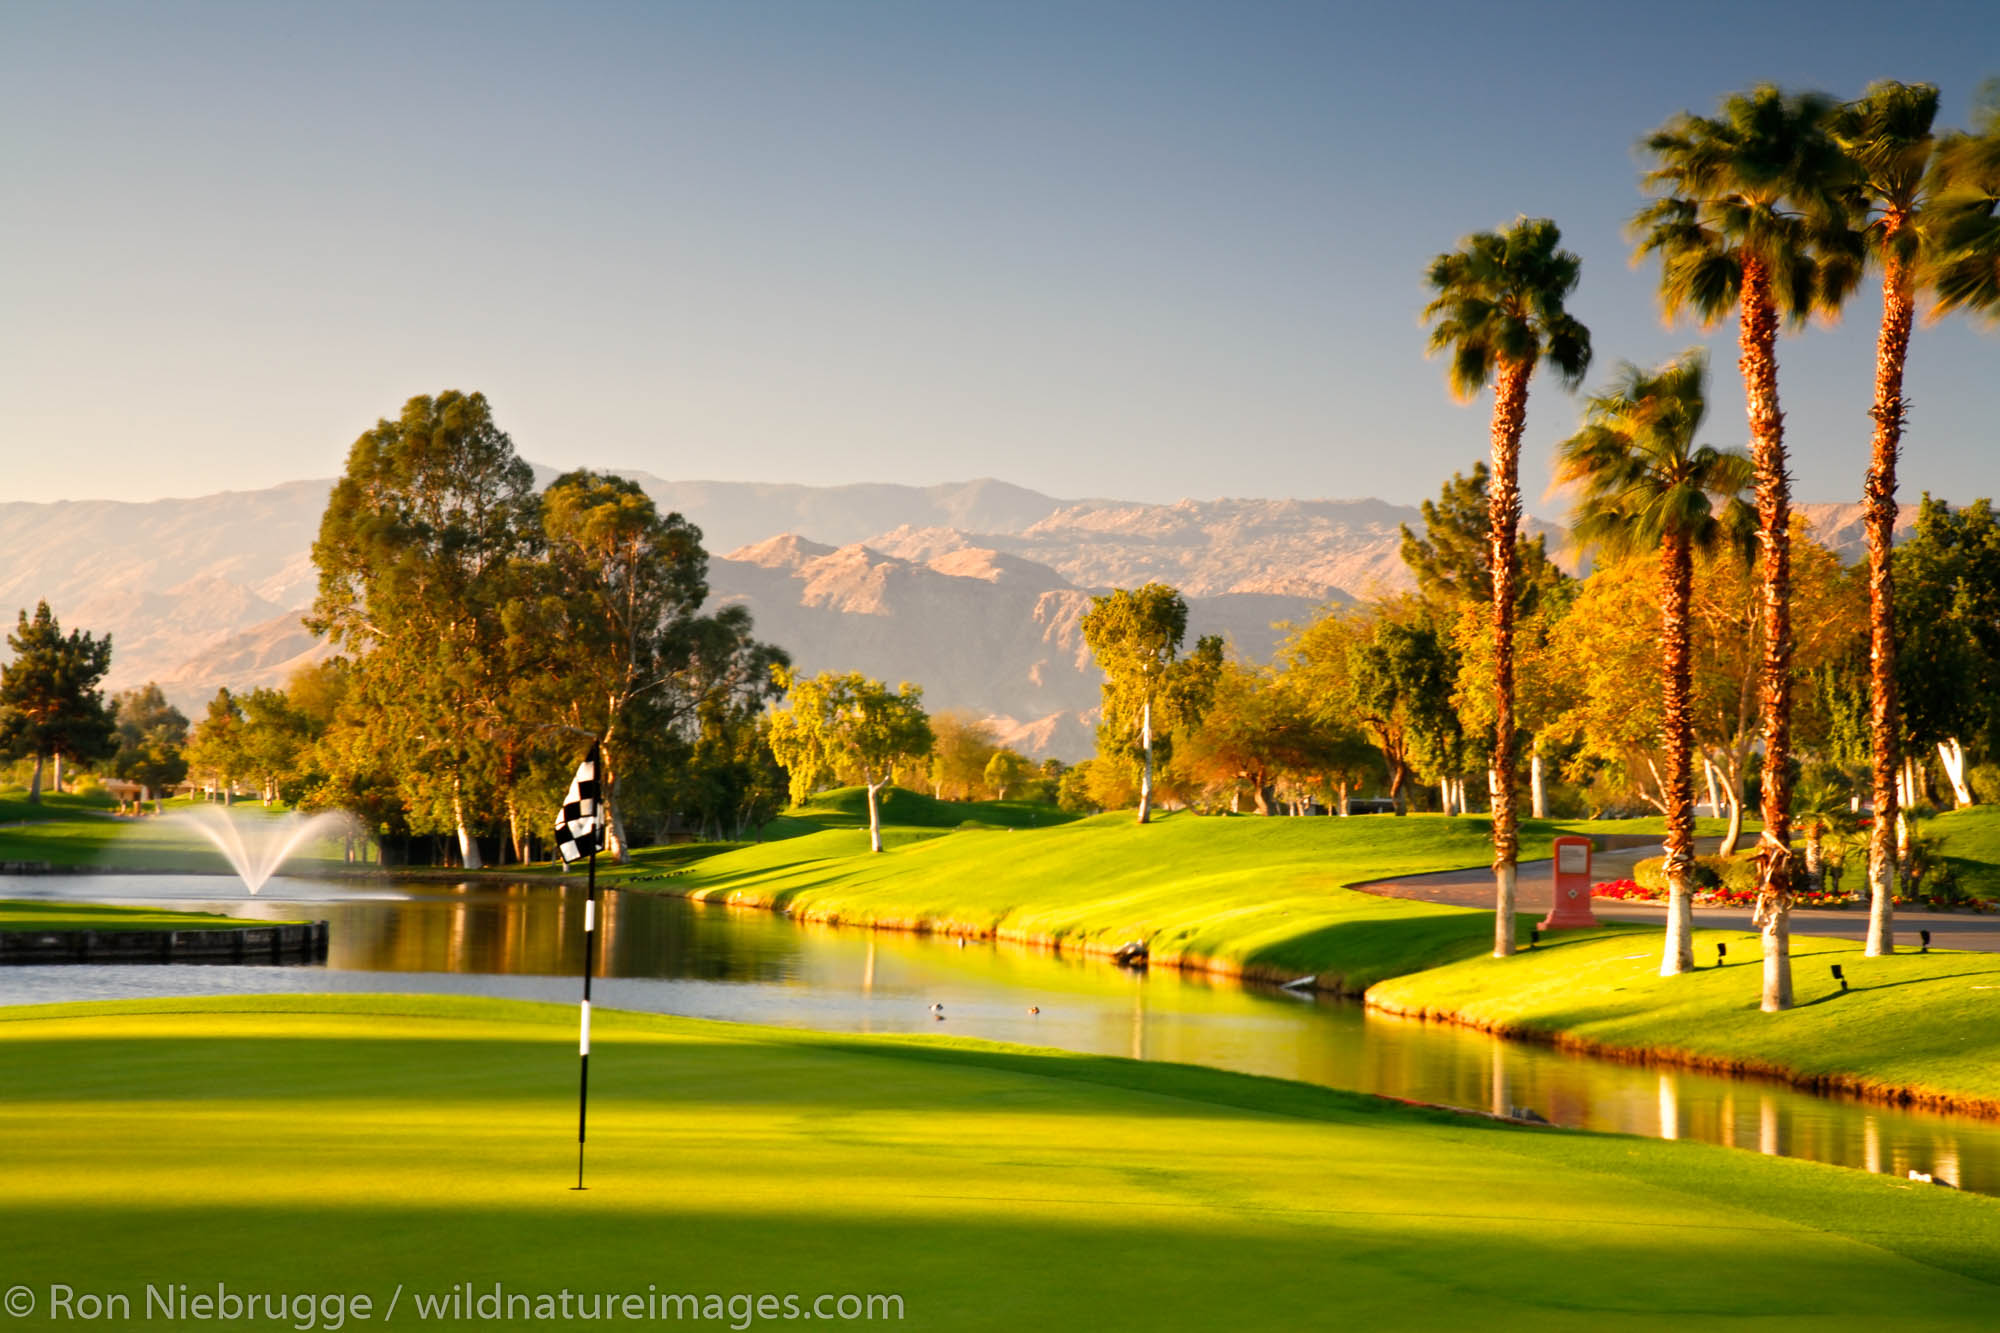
[4,872,1995,1196]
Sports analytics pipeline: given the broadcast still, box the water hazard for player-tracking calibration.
[4,873,1995,1195]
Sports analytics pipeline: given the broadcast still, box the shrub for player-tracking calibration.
[1634,853,1758,893]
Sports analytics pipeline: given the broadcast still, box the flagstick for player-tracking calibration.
[573,845,597,1190]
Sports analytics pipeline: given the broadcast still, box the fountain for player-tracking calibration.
[174,806,358,894]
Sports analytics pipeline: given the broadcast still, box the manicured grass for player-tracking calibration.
[1368,928,2000,1109]
[0,790,119,824]
[2,994,1997,1331]
[0,801,354,873]
[0,899,254,933]
[642,801,1618,991]
[1929,806,2000,900]
[757,786,1081,840]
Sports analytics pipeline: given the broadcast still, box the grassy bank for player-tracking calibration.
[612,792,1998,1110]
[0,899,258,933]
[2,993,1996,1331]
[650,800,1594,991]
[1368,928,2000,1113]
[1931,806,2000,899]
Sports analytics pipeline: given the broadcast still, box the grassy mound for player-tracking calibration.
[2,993,1997,1330]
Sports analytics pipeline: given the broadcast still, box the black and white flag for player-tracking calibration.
[555,744,603,864]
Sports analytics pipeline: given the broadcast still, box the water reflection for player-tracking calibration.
[4,872,1997,1196]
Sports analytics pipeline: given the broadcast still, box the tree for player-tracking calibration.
[1055,760,1102,814]
[982,748,1035,801]
[540,469,728,861]
[110,683,189,807]
[1635,85,1862,1012]
[0,602,116,802]
[1556,351,1754,975]
[310,391,539,868]
[1831,80,1970,957]
[1423,217,1592,956]
[1895,496,2000,808]
[183,688,247,803]
[1181,661,1358,815]
[1549,530,1861,837]
[1400,462,1572,615]
[1928,80,2000,323]
[766,670,932,853]
[1080,584,1222,824]
[927,711,1000,800]
[1282,600,1444,808]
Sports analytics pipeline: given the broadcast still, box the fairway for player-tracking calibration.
[2,995,1997,1331]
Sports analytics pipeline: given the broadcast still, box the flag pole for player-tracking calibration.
[573,843,597,1190]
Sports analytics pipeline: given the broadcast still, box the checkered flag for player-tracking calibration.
[554,743,603,864]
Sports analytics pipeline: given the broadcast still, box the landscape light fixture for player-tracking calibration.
[1921,930,1932,953]
[1831,964,1848,993]
[1716,942,1727,967]
[1529,926,1540,948]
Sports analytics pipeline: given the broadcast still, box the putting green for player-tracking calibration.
[1,994,1997,1330]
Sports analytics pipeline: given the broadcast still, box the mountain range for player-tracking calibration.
[0,473,1914,759]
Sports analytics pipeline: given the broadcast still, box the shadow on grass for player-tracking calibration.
[1235,910,1654,991]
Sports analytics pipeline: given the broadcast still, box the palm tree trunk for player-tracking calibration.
[1530,749,1547,819]
[1741,259,1795,1012]
[1488,358,1531,959]
[1661,532,1698,976]
[866,776,885,853]
[1865,249,1911,956]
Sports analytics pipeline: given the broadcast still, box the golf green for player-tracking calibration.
[2,994,1997,1330]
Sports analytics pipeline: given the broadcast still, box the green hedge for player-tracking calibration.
[1633,852,1760,893]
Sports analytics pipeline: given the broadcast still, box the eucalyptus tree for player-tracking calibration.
[310,391,540,869]
[1635,86,1862,1011]
[539,470,708,861]
[1422,217,1591,956]
[1556,352,1753,975]
[765,669,932,853]
[1080,583,1222,824]
[0,602,116,802]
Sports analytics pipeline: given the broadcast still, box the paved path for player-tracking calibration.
[1351,841,2000,953]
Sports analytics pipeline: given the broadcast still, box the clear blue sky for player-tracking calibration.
[3,0,1994,516]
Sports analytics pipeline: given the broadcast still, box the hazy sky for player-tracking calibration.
[4,0,1995,516]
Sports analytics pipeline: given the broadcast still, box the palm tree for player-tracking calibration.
[1831,82,2000,958]
[1929,81,2000,322]
[1422,217,1591,959]
[1634,86,1861,1011]
[1557,352,1753,975]
[1828,82,1944,958]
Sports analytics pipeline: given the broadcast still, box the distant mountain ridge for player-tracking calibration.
[0,472,1918,759]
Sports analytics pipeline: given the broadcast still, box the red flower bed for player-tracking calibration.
[1592,878,1660,902]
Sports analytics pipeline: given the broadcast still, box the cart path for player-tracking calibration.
[1349,837,2000,953]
